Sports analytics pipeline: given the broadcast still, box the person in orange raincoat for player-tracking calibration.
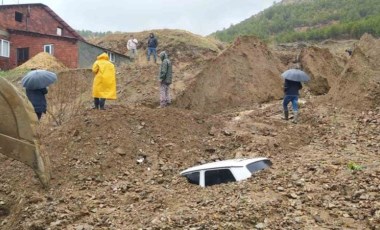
[92,53,117,110]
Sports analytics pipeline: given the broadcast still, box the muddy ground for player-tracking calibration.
[0,33,379,230]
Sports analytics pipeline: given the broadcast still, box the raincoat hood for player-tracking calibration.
[160,51,168,61]
[97,53,109,61]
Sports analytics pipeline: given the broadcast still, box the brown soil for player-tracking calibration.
[328,34,380,109]
[300,46,344,95]
[90,29,224,66]
[16,52,68,72]
[175,36,285,113]
[1,33,380,229]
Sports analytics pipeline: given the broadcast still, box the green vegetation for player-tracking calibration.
[212,0,380,43]
[0,69,28,81]
[347,161,364,171]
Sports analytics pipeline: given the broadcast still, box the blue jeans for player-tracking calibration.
[283,95,299,112]
[147,47,157,62]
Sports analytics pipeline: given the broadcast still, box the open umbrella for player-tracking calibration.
[22,70,57,90]
[281,69,310,82]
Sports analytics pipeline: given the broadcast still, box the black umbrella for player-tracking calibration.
[281,69,310,82]
[22,70,57,90]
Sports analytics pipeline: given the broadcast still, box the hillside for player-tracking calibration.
[212,0,380,42]
[89,29,224,64]
[1,31,380,229]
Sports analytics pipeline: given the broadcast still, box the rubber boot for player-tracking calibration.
[99,98,106,110]
[292,112,299,124]
[283,111,289,120]
[93,98,100,109]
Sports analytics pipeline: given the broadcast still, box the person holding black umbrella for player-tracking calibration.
[281,64,310,124]
[26,87,48,120]
[22,69,57,120]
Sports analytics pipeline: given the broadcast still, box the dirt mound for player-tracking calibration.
[1,102,379,229]
[15,52,68,71]
[300,46,344,95]
[90,29,224,64]
[2,31,380,229]
[328,34,380,109]
[175,36,285,113]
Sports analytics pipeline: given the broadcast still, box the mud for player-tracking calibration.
[1,33,380,229]
[176,36,285,113]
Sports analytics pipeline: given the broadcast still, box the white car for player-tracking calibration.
[180,158,272,187]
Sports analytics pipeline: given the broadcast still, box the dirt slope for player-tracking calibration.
[90,29,224,65]
[328,34,380,109]
[175,36,285,113]
[86,29,224,108]
[1,34,380,230]
[0,101,379,229]
[300,46,344,95]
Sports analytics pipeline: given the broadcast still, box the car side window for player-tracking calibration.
[246,160,272,173]
[185,172,200,185]
[205,169,236,186]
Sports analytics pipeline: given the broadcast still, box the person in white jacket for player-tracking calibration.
[127,34,138,59]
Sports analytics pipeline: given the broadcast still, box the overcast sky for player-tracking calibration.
[4,0,274,35]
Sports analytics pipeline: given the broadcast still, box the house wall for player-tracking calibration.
[0,5,78,38]
[78,41,130,68]
[78,41,104,69]
[0,29,10,70]
[8,33,78,69]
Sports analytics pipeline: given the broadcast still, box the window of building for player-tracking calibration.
[17,48,29,65]
[0,39,10,58]
[15,11,23,22]
[44,44,54,55]
[57,27,63,36]
[107,51,115,62]
[205,169,236,186]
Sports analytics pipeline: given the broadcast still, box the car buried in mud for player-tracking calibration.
[180,158,272,187]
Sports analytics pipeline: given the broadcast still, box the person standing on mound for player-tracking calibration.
[92,52,117,110]
[147,33,158,63]
[158,51,172,108]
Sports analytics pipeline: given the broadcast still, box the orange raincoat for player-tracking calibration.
[92,53,117,99]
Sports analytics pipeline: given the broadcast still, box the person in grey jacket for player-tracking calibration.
[158,51,172,108]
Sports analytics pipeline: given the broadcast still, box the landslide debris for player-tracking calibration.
[328,34,380,109]
[175,36,285,113]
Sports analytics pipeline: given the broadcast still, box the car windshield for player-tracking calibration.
[246,160,272,173]
[184,172,200,185]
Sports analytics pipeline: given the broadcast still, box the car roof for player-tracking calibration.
[180,157,270,175]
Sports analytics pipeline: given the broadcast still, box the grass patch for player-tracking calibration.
[0,68,29,82]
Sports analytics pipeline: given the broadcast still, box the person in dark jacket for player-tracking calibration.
[26,88,48,120]
[283,79,302,123]
[158,51,172,108]
[147,33,158,63]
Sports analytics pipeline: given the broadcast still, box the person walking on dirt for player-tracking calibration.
[92,52,117,110]
[147,33,158,63]
[26,87,48,120]
[127,34,138,59]
[283,79,303,123]
[158,51,172,108]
